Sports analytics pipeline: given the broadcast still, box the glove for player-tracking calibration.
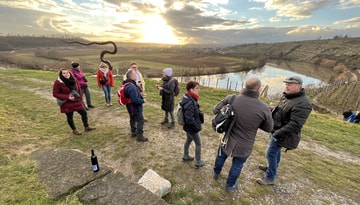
[273,133,284,142]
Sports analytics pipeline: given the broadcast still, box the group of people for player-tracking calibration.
[53,63,313,193]
[342,109,360,123]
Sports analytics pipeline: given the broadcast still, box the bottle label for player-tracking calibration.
[92,165,98,171]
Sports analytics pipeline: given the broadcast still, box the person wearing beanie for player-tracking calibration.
[157,67,176,129]
[71,62,95,110]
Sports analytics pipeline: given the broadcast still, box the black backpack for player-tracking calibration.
[212,95,236,134]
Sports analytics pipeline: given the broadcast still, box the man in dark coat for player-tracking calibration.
[213,77,273,192]
[124,69,148,142]
[257,76,312,185]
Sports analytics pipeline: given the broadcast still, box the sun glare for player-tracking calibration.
[139,15,180,45]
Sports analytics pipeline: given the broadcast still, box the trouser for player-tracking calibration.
[102,85,112,103]
[213,146,249,187]
[265,134,282,181]
[165,111,175,122]
[183,132,202,162]
[65,109,88,130]
[82,86,92,107]
[130,113,144,137]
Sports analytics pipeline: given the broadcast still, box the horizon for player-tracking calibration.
[0,1,359,45]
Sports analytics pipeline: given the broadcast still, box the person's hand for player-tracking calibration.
[69,95,75,101]
[158,86,163,90]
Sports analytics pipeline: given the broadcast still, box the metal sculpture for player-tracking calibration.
[62,40,117,70]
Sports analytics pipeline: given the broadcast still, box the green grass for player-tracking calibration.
[0,68,359,204]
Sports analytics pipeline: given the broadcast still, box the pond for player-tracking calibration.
[177,63,338,97]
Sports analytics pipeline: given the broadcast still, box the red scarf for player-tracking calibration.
[186,91,199,101]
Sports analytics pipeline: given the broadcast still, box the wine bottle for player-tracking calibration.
[91,149,99,172]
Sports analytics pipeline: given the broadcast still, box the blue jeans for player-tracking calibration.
[265,134,282,181]
[213,146,248,188]
[102,85,112,103]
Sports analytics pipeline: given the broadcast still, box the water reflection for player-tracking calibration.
[179,63,332,96]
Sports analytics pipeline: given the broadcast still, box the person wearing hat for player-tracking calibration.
[71,62,95,110]
[257,76,312,185]
[157,67,176,129]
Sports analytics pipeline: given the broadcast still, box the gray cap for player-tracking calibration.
[283,76,303,85]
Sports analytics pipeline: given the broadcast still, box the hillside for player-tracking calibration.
[0,68,359,205]
[225,37,360,71]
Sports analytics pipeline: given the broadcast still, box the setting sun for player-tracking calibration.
[138,15,180,45]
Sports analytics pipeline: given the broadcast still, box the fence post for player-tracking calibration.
[226,78,230,90]
[216,79,219,88]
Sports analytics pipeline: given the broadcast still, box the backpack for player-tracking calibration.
[170,78,180,96]
[117,82,132,105]
[212,95,237,134]
[176,102,184,125]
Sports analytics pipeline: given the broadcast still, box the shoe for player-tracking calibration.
[256,177,275,185]
[109,103,113,106]
[144,118,148,122]
[160,119,168,125]
[259,165,268,172]
[73,129,82,135]
[137,137,148,142]
[213,172,219,180]
[168,122,175,129]
[182,156,194,161]
[88,105,95,108]
[85,126,96,132]
[195,160,205,168]
[106,103,110,107]
[131,133,137,138]
[226,181,238,192]
[85,107,89,110]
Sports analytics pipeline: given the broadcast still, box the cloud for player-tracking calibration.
[269,17,281,22]
[334,17,360,25]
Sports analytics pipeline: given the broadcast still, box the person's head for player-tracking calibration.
[126,69,136,81]
[130,63,138,71]
[59,68,71,79]
[245,77,262,92]
[283,76,303,94]
[99,62,108,70]
[186,80,200,95]
[71,62,79,68]
[163,67,173,77]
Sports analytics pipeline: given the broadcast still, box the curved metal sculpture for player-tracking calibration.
[62,40,117,70]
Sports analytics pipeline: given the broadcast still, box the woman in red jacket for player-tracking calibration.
[97,63,115,106]
[53,68,96,135]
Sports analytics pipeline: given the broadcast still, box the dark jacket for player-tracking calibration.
[214,89,273,157]
[53,77,84,113]
[160,76,175,112]
[180,93,201,134]
[272,89,312,150]
[124,79,145,116]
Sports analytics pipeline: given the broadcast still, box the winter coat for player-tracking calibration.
[71,68,88,88]
[272,89,312,150]
[160,77,176,112]
[124,79,145,116]
[53,77,84,113]
[180,93,202,134]
[213,89,274,157]
[97,68,114,87]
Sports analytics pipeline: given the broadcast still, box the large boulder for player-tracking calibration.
[32,148,111,198]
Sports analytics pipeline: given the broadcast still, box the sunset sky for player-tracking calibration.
[0,0,359,45]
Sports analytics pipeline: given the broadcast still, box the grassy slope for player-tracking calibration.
[0,69,359,204]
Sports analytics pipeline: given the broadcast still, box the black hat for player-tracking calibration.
[71,62,79,68]
[283,76,303,85]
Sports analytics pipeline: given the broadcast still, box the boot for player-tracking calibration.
[168,122,175,129]
[137,136,149,142]
[85,126,96,132]
[161,119,168,125]
[73,129,82,135]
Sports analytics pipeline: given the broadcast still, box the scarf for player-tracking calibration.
[100,67,108,80]
[186,91,199,101]
[59,74,76,90]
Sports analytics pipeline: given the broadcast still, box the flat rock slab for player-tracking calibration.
[77,172,168,205]
[32,148,111,198]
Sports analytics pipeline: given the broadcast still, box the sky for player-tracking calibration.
[0,0,359,45]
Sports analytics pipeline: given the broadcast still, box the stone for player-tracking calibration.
[77,172,168,205]
[32,148,111,198]
[138,169,172,198]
